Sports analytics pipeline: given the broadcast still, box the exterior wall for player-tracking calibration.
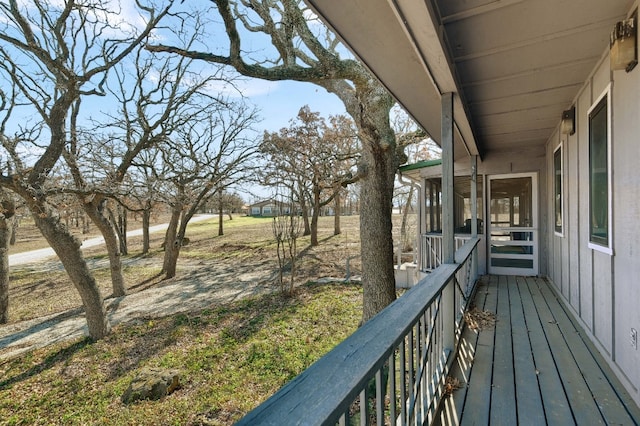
[545,5,640,405]
[477,147,548,276]
[248,201,287,217]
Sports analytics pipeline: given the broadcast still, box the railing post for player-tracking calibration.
[441,92,455,351]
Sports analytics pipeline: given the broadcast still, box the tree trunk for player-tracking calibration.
[9,218,17,245]
[32,211,109,339]
[359,147,397,323]
[82,214,90,234]
[162,207,182,278]
[310,187,320,246]
[142,207,151,254]
[334,190,341,236]
[299,190,311,236]
[401,184,415,251]
[218,191,224,236]
[343,84,399,324]
[118,206,128,255]
[0,216,10,324]
[84,202,126,297]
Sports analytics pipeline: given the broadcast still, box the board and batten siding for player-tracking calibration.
[611,27,640,399]
[546,16,640,407]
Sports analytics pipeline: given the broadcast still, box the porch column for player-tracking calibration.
[441,92,455,352]
[471,155,478,283]
[441,93,455,264]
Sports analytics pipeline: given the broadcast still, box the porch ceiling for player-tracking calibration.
[305,0,633,159]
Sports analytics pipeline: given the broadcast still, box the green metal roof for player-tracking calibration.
[398,159,442,173]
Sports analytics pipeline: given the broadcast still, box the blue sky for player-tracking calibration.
[237,79,347,133]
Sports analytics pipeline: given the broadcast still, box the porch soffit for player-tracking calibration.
[304,0,633,158]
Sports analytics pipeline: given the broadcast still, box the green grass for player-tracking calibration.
[0,282,362,425]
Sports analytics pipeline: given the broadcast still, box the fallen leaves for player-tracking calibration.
[464,307,496,331]
[444,376,463,396]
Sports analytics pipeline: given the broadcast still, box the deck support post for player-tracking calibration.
[471,155,479,284]
[441,92,455,351]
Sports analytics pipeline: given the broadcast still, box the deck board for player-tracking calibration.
[436,275,640,426]
[526,277,605,425]
[509,276,545,425]
[459,275,498,426]
[519,276,573,425]
[489,275,517,425]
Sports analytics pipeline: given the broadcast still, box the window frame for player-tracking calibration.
[554,142,564,237]
[587,84,613,255]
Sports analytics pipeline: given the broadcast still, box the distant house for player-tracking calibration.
[247,199,292,217]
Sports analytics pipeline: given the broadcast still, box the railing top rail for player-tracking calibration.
[422,233,477,238]
[238,237,480,425]
[455,237,480,264]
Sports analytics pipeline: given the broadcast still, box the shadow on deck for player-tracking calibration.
[438,275,640,425]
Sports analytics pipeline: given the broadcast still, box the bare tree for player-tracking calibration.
[260,130,313,236]
[153,101,259,278]
[212,190,244,235]
[0,0,173,339]
[128,150,165,254]
[272,200,302,296]
[261,106,358,246]
[324,113,360,236]
[64,37,223,297]
[148,0,407,322]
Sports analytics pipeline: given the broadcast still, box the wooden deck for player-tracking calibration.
[437,275,640,425]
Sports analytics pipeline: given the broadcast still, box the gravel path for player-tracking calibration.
[0,258,277,360]
[8,214,214,266]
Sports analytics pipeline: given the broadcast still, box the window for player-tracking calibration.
[554,143,563,235]
[588,87,611,252]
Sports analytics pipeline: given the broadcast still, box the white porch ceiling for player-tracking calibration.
[305,0,633,160]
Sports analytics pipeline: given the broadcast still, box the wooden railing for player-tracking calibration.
[421,233,472,272]
[238,237,480,426]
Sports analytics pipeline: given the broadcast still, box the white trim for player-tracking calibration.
[586,83,613,256]
[554,141,565,237]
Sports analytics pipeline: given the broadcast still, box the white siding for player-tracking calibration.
[545,8,640,406]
